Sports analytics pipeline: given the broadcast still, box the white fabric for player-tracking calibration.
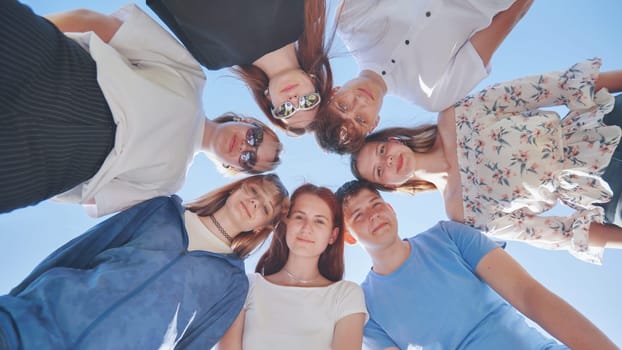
[242,273,367,350]
[184,210,233,254]
[337,0,514,111]
[54,4,206,217]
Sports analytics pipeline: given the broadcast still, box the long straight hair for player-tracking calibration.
[185,174,290,258]
[351,125,439,195]
[255,184,345,282]
[233,0,335,135]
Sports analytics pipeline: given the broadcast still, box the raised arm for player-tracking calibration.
[475,247,617,349]
[470,0,533,67]
[215,309,245,350]
[45,9,122,43]
[332,313,366,350]
[595,70,622,93]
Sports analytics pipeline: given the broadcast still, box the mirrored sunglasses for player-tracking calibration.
[239,124,264,170]
[271,92,321,120]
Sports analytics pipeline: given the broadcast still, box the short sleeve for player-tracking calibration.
[363,317,398,350]
[334,281,368,322]
[244,273,259,309]
[440,221,504,271]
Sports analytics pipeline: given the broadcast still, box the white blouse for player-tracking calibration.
[242,273,367,350]
[337,0,514,111]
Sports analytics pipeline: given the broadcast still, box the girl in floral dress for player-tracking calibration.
[350,59,622,264]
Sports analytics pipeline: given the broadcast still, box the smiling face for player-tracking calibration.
[355,140,416,186]
[285,193,338,258]
[327,76,383,137]
[212,121,280,173]
[342,188,398,251]
[267,68,318,130]
[224,180,279,232]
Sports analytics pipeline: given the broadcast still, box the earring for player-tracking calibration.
[263,89,269,96]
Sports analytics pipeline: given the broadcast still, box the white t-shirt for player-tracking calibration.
[184,210,233,254]
[242,273,367,350]
[337,0,513,111]
[54,4,206,217]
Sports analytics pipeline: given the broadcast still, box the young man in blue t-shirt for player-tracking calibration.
[335,180,616,350]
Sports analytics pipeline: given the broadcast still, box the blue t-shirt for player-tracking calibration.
[362,221,567,350]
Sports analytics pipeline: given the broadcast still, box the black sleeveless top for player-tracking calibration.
[147,0,305,70]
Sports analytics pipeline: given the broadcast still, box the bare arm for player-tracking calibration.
[470,0,534,67]
[596,70,622,93]
[331,313,366,350]
[45,9,122,43]
[215,309,245,350]
[476,248,617,349]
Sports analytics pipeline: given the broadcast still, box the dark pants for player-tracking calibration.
[598,94,622,226]
[0,0,116,213]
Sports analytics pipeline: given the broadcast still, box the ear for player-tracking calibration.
[328,227,339,245]
[344,230,358,245]
[370,114,380,132]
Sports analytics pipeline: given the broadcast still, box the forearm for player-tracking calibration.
[522,285,617,349]
[596,70,622,93]
[470,0,533,66]
[45,9,122,43]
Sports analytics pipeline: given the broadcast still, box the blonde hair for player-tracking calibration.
[185,174,290,258]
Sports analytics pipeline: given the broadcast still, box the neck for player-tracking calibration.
[411,135,449,191]
[253,43,300,78]
[359,69,388,97]
[281,255,322,283]
[200,118,216,153]
[200,209,240,244]
[368,238,410,276]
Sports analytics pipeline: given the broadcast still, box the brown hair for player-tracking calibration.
[185,174,290,258]
[210,112,283,175]
[350,125,439,195]
[232,0,335,135]
[313,112,366,154]
[255,183,345,282]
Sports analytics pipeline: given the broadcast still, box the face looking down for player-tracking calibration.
[267,68,320,131]
[213,121,280,173]
[342,188,398,250]
[225,179,280,232]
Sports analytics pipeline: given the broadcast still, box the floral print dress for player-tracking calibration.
[454,59,621,263]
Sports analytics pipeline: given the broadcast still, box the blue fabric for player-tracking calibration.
[598,93,622,226]
[0,196,248,350]
[361,221,567,350]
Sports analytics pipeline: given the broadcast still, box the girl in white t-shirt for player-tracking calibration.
[217,184,367,350]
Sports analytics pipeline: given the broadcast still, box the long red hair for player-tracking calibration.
[255,183,345,281]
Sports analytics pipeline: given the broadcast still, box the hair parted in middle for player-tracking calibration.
[350,124,439,195]
[232,0,336,135]
[255,183,345,282]
[185,173,290,258]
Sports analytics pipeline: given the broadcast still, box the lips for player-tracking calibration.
[281,83,299,94]
[296,237,314,244]
[241,201,251,219]
[396,154,403,173]
[229,134,237,153]
[358,87,374,101]
[371,222,387,235]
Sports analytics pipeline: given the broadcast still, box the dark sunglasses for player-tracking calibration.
[239,124,264,170]
[271,92,321,120]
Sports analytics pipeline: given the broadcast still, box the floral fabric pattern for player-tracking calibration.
[454,59,621,263]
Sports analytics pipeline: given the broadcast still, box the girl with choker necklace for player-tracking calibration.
[217,184,367,350]
[0,174,289,350]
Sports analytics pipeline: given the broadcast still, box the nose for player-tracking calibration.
[249,197,258,210]
[300,218,311,233]
[386,155,393,167]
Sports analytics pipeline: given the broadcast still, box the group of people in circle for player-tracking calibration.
[1,0,621,349]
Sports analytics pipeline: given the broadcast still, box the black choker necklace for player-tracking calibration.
[208,215,233,244]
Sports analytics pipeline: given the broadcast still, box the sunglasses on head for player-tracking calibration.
[271,92,321,120]
[239,123,264,170]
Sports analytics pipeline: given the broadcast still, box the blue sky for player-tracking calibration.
[2,0,621,346]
